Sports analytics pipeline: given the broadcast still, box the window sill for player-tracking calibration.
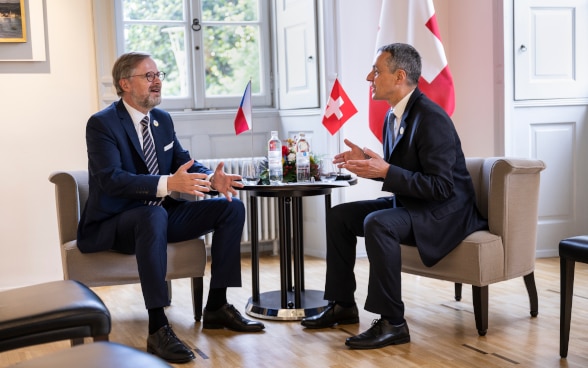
[168,107,324,122]
[168,107,280,123]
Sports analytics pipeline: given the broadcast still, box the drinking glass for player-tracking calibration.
[319,158,337,182]
[241,159,260,185]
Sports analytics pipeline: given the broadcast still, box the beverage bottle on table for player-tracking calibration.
[296,133,311,182]
[268,131,283,185]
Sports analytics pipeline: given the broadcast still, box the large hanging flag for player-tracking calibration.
[234,80,252,135]
[369,0,455,142]
[322,78,358,135]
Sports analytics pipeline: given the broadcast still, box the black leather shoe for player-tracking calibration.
[147,324,195,363]
[345,319,410,349]
[203,303,265,332]
[301,302,359,329]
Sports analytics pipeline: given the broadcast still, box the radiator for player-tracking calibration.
[194,157,279,253]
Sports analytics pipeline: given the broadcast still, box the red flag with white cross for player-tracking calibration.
[369,0,455,142]
[322,78,358,135]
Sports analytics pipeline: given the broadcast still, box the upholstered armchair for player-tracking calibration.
[49,171,207,321]
[400,157,546,336]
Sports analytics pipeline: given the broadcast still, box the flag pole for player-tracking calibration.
[249,79,254,160]
[334,73,341,157]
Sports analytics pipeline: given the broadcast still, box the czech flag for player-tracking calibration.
[234,80,252,135]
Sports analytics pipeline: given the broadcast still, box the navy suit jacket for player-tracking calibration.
[380,88,487,267]
[77,100,212,253]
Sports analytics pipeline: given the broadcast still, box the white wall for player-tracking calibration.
[443,0,499,156]
[0,0,97,289]
[0,0,499,289]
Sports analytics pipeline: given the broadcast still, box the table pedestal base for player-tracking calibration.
[245,290,328,321]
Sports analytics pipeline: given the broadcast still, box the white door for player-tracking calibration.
[275,0,319,109]
[511,0,588,256]
[514,0,588,100]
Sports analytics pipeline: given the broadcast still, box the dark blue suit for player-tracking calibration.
[325,89,487,321]
[78,100,245,309]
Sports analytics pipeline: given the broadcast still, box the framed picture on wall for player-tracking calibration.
[0,0,26,43]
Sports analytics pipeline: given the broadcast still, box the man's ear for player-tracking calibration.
[119,78,130,93]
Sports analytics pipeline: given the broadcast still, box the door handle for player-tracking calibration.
[192,18,201,31]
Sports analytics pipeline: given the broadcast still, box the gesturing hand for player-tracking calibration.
[333,139,390,179]
[209,162,244,202]
[167,160,211,198]
[333,139,368,166]
[341,148,390,179]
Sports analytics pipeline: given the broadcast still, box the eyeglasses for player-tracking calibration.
[126,71,166,82]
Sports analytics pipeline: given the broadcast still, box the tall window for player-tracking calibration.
[114,0,272,111]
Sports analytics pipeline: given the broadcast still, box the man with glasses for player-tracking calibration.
[78,52,264,364]
[301,43,487,349]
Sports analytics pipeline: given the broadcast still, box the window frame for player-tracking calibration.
[111,0,273,112]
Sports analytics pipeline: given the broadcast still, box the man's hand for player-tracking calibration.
[209,162,244,202]
[167,160,211,198]
[333,139,371,166]
[339,145,390,179]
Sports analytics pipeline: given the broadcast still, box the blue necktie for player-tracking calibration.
[387,112,396,154]
[392,114,399,142]
[140,116,162,206]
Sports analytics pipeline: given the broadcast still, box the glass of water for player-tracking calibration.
[319,158,337,182]
[241,159,260,185]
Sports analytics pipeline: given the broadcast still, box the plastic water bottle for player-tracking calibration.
[296,133,311,182]
[268,131,283,185]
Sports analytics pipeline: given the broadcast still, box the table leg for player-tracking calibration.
[250,195,260,302]
[292,197,303,308]
[278,198,288,308]
[298,197,305,291]
[284,197,293,293]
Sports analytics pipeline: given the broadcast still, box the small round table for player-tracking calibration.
[241,180,354,320]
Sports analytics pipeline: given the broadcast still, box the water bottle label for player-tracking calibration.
[297,141,309,152]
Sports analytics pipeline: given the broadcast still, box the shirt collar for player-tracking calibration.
[122,100,150,127]
[390,89,415,120]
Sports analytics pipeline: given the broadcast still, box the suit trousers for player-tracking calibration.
[112,197,245,309]
[325,197,416,320]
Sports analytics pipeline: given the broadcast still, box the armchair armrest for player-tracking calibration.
[484,158,546,275]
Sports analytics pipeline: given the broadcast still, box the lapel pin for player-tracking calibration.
[399,127,404,135]
[153,120,159,127]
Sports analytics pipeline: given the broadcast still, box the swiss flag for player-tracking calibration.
[322,78,358,135]
[369,0,455,142]
[234,80,252,135]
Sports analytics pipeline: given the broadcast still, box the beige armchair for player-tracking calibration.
[49,171,207,321]
[400,157,545,336]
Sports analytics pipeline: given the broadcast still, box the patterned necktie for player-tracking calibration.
[392,114,399,142]
[140,116,161,206]
[387,112,396,154]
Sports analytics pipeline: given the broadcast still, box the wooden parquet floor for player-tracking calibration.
[2,256,588,367]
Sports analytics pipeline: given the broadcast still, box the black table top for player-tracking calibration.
[239,177,357,198]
